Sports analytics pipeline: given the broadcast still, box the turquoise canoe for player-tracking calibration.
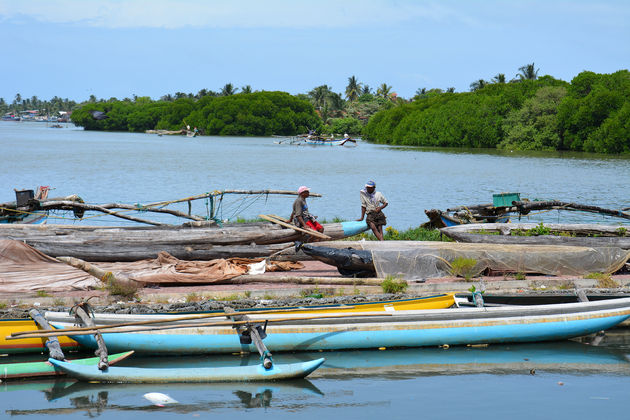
[48,357,325,383]
[0,351,134,380]
[51,298,630,355]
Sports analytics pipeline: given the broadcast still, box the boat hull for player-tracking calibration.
[52,298,630,355]
[0,351,134,380]
[0,319,79,354]
[48,357,325,383]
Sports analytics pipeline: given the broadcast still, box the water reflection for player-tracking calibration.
[2,339,630,417]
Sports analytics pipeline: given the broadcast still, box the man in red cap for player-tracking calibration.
[290,186,324,233]
[357,180,388,240]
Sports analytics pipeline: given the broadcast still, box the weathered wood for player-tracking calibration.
[512,201,630,220]
[28,309,65,360]
[72,305,108,370]
[260,214,331,240]
[576,289,589,302]
[40,201,166,226]
[225,308,273,368]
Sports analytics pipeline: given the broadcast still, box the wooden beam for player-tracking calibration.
[259,214,331,240]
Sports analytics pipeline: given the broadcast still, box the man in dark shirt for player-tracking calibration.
[290,186,324,232]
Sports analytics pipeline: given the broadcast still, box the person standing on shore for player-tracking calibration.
[357,180,388,240]
[290,186,324,233]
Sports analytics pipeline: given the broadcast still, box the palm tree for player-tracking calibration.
[376,83,392,99]
[241,85,252,94]
[415,87,427,96]
[13,93,21,106]
[308,85,333,109]
[161,94,174,101]
[174,92,187,99]
[361,85,372,95]
[221,83,238,96]
[446,87,455,93]
[492,73,506,84]
[345,75,361,102]
[469,79,487,91]
[517,63,539,81]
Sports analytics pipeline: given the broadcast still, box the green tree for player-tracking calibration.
[376,83,392,99]
[492,73,506,84]
[345,75,361,102]
[499,86,567,151]
[469,79,487,91]
[241,85,252,94]
[221,83,238,96]
[517,63,539,81]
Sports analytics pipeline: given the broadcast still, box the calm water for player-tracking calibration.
[3,121,630,416]
[2,336,630,419]
[2,121,630,228]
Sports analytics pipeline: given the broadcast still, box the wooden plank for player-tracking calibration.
[260,214,331,240]
[73,306,109,370]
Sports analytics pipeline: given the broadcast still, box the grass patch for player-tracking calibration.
[380,276,408,294]
[104,276,141,299]
[616,227,628,236]
[448,257,478,281]
[585,272,620,288]
[0,302,6,309]
[346,226,451,242]
[514,272,527,280]
[35,290,51,298]
[185,292,202,303]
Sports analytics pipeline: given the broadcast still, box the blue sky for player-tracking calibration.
[1,0,629,102]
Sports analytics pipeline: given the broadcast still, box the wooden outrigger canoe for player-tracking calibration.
[0,351,134,380]
[42,298,630,355]
[0,319,79,354]
[48,357,325,383]
[4,295,455,354]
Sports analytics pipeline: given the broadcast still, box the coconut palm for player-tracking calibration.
[241,85,252,94]
[308,85,333,109]
[221,83,238,96]
[376,83,392,99]
[517,63,539,81]
[361,85,372,95]
[345,75,361,102]
[492,73,506,84]
[469,79,487,91]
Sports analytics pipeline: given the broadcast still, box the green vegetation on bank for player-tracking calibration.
[364,69,630,154]
[71,91,321,136]
[4,65,628,154]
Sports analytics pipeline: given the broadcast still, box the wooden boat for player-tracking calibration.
[303,137,357,147]
[43,298,630,354]
[48,357,325,383]
[296,240,630,278]
[0,220,368,261]
[424,196,630,228]
[0,351,134,380]
[440,223,630,249]
[0,318,79,354]
[4,295,454,354]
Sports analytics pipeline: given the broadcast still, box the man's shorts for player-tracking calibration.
[366,211,387,227]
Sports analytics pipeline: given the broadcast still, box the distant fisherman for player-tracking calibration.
[357,180,388,241]
[290,186,324,233]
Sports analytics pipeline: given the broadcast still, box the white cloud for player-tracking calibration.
[0,0,472,29]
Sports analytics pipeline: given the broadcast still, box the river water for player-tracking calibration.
[2,121,630,228]
[2,335,630,419]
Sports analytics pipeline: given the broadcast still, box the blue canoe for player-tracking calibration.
[48,357,325,383]
[49,298,630,355]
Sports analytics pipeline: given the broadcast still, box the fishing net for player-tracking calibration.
[326,241,630,280]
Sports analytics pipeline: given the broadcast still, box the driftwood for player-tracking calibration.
[512,201,630,220]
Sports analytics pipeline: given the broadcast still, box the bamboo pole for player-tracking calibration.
[8,312,392,340]
[10,305,358,338]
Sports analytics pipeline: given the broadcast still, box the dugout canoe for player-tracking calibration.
[0,351,134,380]
[297,240,630,278]
[46,298,630,354]
[440,223,630,249]
[48,357,325,383]
[0,220,368,261]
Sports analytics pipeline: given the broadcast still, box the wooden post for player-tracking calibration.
[225,307,273,369]
[28,309,65,361]
[73,304,109,370]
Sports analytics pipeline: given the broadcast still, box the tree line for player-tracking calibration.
[0,94,77,117]
[364,67,630,154]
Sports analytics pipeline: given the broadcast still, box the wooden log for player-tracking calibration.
[28,309,65,360]
[513,201,630,220]
[72,305,109,370]
[40,201,166,226]
[225,308,273,368]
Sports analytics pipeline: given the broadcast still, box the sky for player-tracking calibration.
[1,0,629,103]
